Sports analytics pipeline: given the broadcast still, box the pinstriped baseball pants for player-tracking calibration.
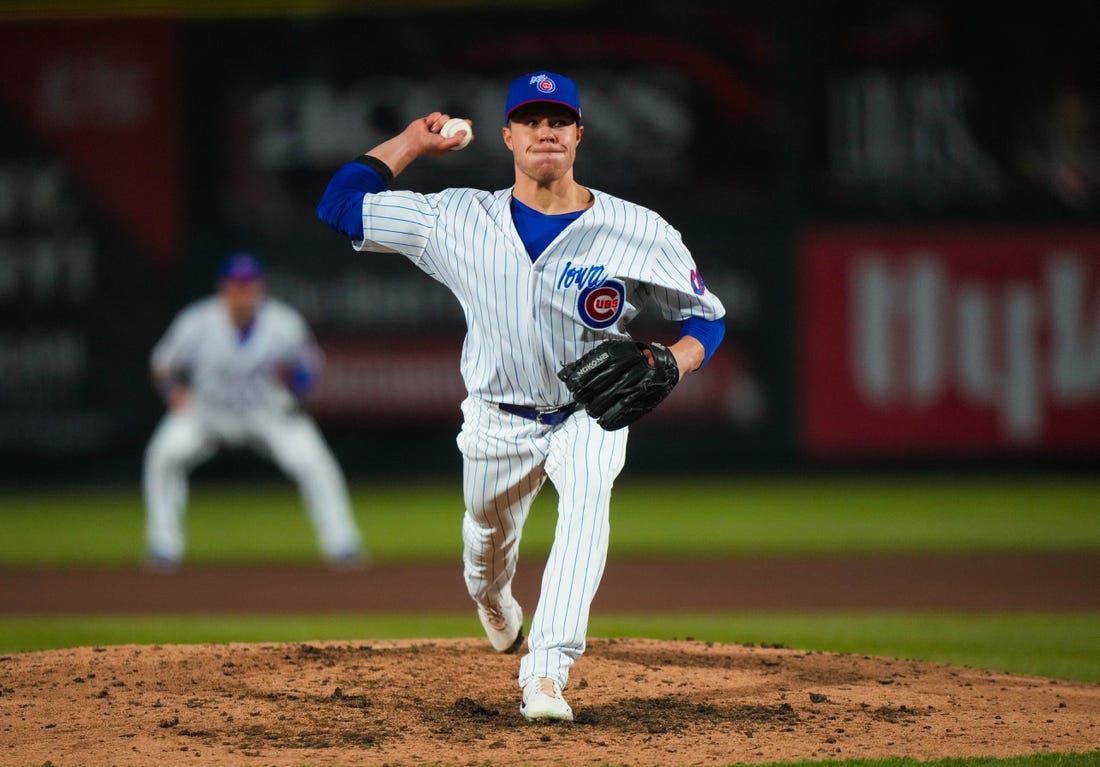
[457,396,628,691]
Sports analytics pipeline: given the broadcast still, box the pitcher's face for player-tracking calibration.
[503,105,583,185]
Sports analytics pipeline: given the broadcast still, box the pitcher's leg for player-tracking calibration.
[519,414,628,689]
[457,398,546,610]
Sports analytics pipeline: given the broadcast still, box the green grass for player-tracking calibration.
[3,612,1098,683]
[2,476,1098,565]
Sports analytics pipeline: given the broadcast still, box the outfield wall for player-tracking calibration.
[1,2,1097,482]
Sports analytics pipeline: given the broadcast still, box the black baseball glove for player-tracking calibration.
[557,340,679,431]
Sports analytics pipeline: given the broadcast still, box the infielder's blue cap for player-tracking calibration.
[217,251,264,282]
[504,71,582,125]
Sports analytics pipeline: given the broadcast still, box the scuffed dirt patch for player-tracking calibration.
[1,638,1098,766]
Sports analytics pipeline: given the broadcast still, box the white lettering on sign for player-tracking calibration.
[0,164,96,302]
[0,332,87,401]
[247,75,691,174]
[853,252,1100,441]
[0,164,66,226]
[1049,255,1100,400]
[37,59,153,129]
[0,235,96,303]
[829,70,1001,195]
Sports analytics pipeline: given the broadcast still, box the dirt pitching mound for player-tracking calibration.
[3,638,1098,766]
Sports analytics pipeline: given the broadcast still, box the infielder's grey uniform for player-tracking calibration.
[350,187,725,688]
[143,295,362,565]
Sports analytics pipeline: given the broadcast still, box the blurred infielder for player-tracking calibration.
[316,71,725,720]
[142,252,364,570]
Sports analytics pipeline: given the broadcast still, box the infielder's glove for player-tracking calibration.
[557,340,679,431]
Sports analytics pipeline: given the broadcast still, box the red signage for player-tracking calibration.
[309,340,466,422]
[801,230,1100,455]
[310,338,742,425]
[0,20,181,269]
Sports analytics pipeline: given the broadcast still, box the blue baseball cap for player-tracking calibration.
[217,251,264,282]
[504,71,582,125]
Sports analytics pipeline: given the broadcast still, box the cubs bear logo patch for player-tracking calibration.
[577,279,625,329]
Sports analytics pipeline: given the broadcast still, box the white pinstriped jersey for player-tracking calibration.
[354,187,726,406]
[150,296,316,414]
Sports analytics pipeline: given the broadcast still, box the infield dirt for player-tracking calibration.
[3,637,1099,766]
[2,555,1099,766]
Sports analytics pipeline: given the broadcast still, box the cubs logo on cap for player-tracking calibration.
[504,70,582,125]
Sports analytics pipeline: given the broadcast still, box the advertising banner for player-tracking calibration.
[0,19,180,471]
[801,230,1100,455]
[806,3,1100,220]
[307,335,745,426]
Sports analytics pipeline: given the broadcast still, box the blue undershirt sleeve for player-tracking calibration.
[316,159,389,240]
[679,316,726,366]
[287,361,317,397]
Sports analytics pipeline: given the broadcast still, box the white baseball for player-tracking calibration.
[440,117,473,150]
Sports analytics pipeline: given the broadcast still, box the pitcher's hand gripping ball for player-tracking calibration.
[441,117,473,150]
[558,340,679,431]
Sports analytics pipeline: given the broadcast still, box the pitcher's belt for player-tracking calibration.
[498,402,577,425]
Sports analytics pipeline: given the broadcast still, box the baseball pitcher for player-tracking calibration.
[316,71,725,721]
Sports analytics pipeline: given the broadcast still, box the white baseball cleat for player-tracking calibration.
[520,677,574,722]
[477,598,524,653]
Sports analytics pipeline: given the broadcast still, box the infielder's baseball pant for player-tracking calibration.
[458,397,628,691]
[143,410,361,562]
[253,414,362,561]
[143,412,217,562]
